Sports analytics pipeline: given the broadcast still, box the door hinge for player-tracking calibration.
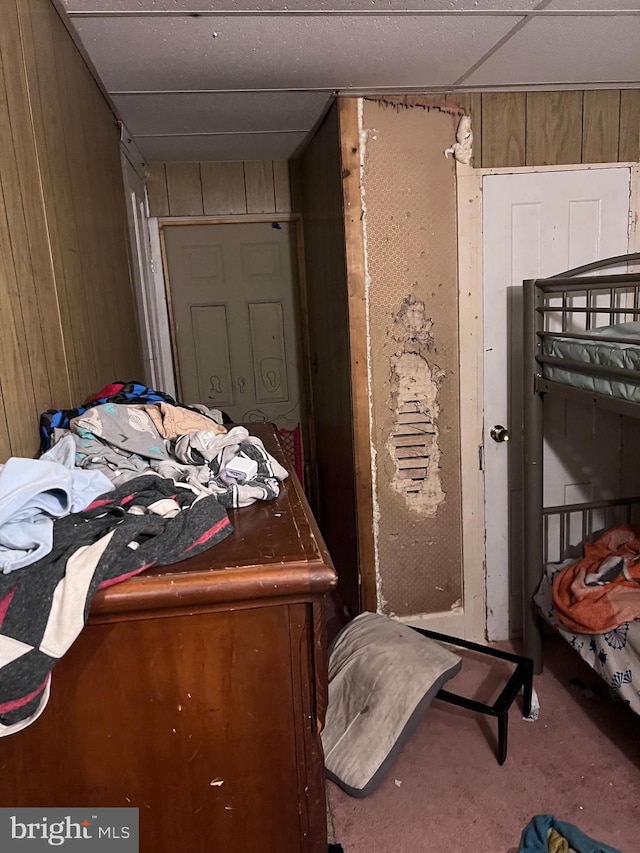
[478,444,484,471]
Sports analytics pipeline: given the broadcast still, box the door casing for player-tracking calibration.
[144,214,315,488]
[457,161,640,643]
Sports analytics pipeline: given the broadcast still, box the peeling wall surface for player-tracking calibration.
[363,98,463,617]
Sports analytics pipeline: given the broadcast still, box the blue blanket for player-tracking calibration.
[519,814,622,853]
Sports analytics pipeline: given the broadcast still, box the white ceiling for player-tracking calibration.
[61,1,640,163]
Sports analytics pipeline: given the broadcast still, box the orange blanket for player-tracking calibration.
[552,525,640,634]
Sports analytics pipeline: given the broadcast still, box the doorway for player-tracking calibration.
[161,219,307,481]
[481,166,632,640]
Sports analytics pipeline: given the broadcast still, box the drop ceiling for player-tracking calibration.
[61,1,640,163]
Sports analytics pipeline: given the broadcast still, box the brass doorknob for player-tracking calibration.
[490,425,510,443]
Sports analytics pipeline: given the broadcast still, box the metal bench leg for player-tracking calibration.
[522,659,534,718]
[497,712,508,766]
[409,626,534,766]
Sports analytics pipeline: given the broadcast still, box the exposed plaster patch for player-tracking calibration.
[387,295,445,516]
[444,114,473,165]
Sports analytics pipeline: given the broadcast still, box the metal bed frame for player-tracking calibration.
[523,252,640,672]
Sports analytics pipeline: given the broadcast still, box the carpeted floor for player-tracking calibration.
[327,633,640,852]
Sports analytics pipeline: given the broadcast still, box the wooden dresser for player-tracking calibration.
[0,425,337,853]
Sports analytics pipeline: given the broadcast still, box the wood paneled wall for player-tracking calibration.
[0,0,142,460]
[369,89,640,168]
[147,160,294,217]
[481,90,640,167]
[299,103,362,616]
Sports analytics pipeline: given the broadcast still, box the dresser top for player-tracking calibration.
[90,423,336,619]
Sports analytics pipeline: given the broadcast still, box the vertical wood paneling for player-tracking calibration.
[3,5,68,411]
[0,166,41,454]
[619,89,640,162]
[166,163,203,215]
[59,33,112,386]
[0,0,143,459]
[471,89,640,169]
[289,159,303,213]
[71,33,141,385]
[0,4,58,419]
[582,90,621,163]
[443,88,640,169]
[245,161,276,213]
[200,162,246,215]
[526,91,583,166]
[147,159,294,217]
[24,0,142,400]
[273,160,292,213]
[48,0,140,392]
[21,0,98,397]
[481,93,526,167]
[0,1,58,455]
[146,164,169,216]
[300,103,361,616]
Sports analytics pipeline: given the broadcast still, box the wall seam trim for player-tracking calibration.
[358,98,383,614]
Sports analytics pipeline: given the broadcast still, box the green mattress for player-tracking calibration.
[542,320,640,403]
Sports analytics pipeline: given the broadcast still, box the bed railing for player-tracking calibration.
[522,253,640,672]
[535,265,640,389]
[543,496,640,564]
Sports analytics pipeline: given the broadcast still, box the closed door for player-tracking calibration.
[163,222,304,434]
[482,167,631,640]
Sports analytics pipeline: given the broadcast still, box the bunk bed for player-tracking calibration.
[522,253,640,704]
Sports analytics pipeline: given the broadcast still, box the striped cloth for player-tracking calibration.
[0,475,232,736]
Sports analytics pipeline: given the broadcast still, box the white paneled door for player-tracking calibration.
[163,222,303,432]
[482,167,631,640]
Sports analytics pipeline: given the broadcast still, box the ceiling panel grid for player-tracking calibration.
[61,1,640,162]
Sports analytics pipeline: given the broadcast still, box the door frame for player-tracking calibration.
[147,213,315,486]
[457,161,640,641]
[157,214,306,400]
[120,146,175,395]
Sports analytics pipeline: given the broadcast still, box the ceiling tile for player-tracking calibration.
[70,15,523,91]
[136,131,309,162]
[112,91,331,135]
[64,0,538,11]
[465,15,640,86]
[546,1,640,8]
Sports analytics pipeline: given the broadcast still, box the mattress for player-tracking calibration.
[534,561,640,715]
[542,320,640,402]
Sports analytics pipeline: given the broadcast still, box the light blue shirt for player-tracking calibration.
[0,436,113,573]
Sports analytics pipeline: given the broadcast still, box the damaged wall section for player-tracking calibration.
[363,98,463,618]
[387,296,445,516]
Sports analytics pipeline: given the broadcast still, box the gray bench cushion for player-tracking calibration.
[322,612,461,798]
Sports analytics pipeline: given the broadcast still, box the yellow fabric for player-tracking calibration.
[548,827,569,853]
